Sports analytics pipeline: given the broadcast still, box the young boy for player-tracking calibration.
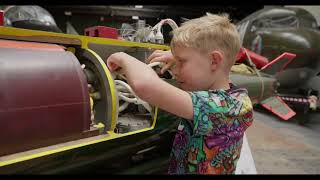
[106,13,253,174]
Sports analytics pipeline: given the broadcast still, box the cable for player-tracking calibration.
[113,58,174,114]
[148,61,174,78]
[148,62,162,68]
[115,80,136,95]
[243,48,265,102]
[149,18,179,44]
[119,101,130,113]
[115,80,152,114]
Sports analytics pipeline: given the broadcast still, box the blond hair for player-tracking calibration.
[170,13,240,67]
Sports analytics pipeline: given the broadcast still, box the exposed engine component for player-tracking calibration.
[0,40,91,156]
[0,23,171,163]
[112,60,174,133]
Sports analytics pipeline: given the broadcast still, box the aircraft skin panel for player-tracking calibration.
[230,73,276,104]
[0,39,65,51]
[0,45,92,156]
[0,108,158,168]
[261,96,296,120]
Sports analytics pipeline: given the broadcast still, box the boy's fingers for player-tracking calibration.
[107,62,119,72]
[160,62,173,74]
[147,53,159,63]
[149,56,167,64]
[147,50,163,62]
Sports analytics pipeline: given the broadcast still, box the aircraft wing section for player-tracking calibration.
[260,96,296,121]
[260,52,296,75]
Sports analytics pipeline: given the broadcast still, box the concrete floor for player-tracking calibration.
[246,109,320,174]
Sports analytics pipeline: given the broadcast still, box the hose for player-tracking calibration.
[115,80,152,114]
[243,48,265,102]
[113,56,174,114]
[118,101,130,113]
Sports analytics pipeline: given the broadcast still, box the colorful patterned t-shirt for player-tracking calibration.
[168,84,253,174]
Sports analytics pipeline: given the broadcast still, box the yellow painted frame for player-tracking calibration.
[0,27,170,50]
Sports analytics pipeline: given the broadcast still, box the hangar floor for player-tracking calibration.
[247,110,320,174]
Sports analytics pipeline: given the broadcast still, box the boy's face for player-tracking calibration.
[171,46,215,91]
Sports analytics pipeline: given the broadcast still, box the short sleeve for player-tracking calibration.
[188,91,217,136]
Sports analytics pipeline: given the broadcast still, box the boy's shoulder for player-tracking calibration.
[188,84,252,115]
[189,83,249,101]
[185,84,253,137]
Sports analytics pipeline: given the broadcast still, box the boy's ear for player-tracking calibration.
[209,50,223,71]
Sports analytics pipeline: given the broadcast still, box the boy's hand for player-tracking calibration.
[106,52,129,72]
[147,50,175,74]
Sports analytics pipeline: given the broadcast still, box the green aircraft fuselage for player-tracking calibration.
[237,7,320,95]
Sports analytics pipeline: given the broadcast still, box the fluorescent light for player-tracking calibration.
[135,5,143,8]
[64,11,72,16]
[132,16,139,20]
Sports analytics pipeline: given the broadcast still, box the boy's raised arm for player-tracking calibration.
[106,52,194,120]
